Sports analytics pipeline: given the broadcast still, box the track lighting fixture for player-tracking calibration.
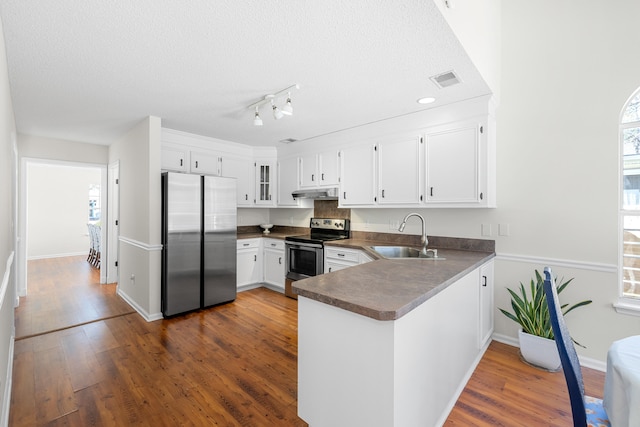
[248,84,299,126]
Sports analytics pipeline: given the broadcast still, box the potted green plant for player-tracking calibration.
[500,269,592,371]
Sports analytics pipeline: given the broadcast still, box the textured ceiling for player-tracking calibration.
[0,0,491,146]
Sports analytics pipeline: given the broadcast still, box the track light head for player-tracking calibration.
[281,93,293,116]
[272,100,284,120]
[253,107,263,126]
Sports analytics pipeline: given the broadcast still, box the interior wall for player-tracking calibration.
[0,14,17,425]
[490,0,640,362]
[108,116,163,319]
[26,163,101,259]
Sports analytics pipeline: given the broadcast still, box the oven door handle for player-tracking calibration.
[286,242,323,250]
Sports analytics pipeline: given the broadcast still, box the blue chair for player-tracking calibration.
[543,267,610,427]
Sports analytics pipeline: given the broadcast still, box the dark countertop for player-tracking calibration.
[238,228,495,321]
[294,238,495,321]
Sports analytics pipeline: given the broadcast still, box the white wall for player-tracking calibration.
[0,14,17,426]
[26,163,101,259]
[490,0,640,362]
[108,116,163,320]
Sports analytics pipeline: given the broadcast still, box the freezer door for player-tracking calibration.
[162,173,202,316]
[203,175,237,307]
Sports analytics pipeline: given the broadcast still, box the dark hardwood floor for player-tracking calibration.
[16,256,134,339]
[11,256,606,426]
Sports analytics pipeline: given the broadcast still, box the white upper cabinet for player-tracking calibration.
[425,121,483,205]
[220,156,254,206]
[377,136,422,205]
[300,150,339,188]
[277,156,300,207]
[190,151,221,176]
[161,146,189,172]
[255,161,276,206]
[339,142,376,206]
[318,150,339,186]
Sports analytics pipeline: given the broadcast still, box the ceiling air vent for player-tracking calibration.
[279,138,298,144]
[430,70,461,89]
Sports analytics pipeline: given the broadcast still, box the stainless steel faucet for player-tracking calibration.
[398,213,429,255]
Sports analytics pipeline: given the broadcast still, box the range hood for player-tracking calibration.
[292,187,339,200]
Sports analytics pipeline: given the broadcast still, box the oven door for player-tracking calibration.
[285,241,324,281]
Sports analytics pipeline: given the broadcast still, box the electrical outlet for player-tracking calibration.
[389,220,399,230]
[481,224,492,237]
[289,216,294,225]
[499,223,510,236]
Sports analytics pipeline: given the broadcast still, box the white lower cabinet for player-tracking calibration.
[236,239,262,288]
[298,261,491,427]
[324,246,372,273]
[478,260,494,348]
[263,239,285,290]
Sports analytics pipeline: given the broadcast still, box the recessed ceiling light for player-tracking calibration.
[417,97,436,104]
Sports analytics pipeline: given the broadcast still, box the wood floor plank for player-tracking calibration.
[33,346,77,424]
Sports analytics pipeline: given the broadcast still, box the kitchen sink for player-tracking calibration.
[368,246,444,260]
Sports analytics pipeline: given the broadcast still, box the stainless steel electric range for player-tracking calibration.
[284,218,350,298]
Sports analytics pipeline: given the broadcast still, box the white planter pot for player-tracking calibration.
[518,329,561,371]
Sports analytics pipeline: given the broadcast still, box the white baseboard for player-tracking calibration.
[1,337,14,427]
[27,251,87,261]
[492,333,606,372]
[117,288,163,322]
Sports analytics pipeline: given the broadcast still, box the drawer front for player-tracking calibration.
[263,239,285,250]
[325,247,359,263]
[237,239,260,249]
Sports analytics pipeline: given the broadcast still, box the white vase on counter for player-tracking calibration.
[518,329,561,372]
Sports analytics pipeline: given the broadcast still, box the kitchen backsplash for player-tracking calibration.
[313,200,351,219]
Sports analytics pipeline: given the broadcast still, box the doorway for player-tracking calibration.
[16,159,129,338]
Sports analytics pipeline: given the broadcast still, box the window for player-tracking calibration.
[89,184,101,222]
[619,89,640,312]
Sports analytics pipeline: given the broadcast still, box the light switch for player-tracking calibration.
[499,223,510,236]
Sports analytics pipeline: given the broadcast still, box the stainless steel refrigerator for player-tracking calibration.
[161,172,237,317]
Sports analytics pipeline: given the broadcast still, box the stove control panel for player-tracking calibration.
[309,218,350,231]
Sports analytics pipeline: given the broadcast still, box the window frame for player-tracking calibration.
[617,88,640,315]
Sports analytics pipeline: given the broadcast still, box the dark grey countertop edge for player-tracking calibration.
[295,252,495,321]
